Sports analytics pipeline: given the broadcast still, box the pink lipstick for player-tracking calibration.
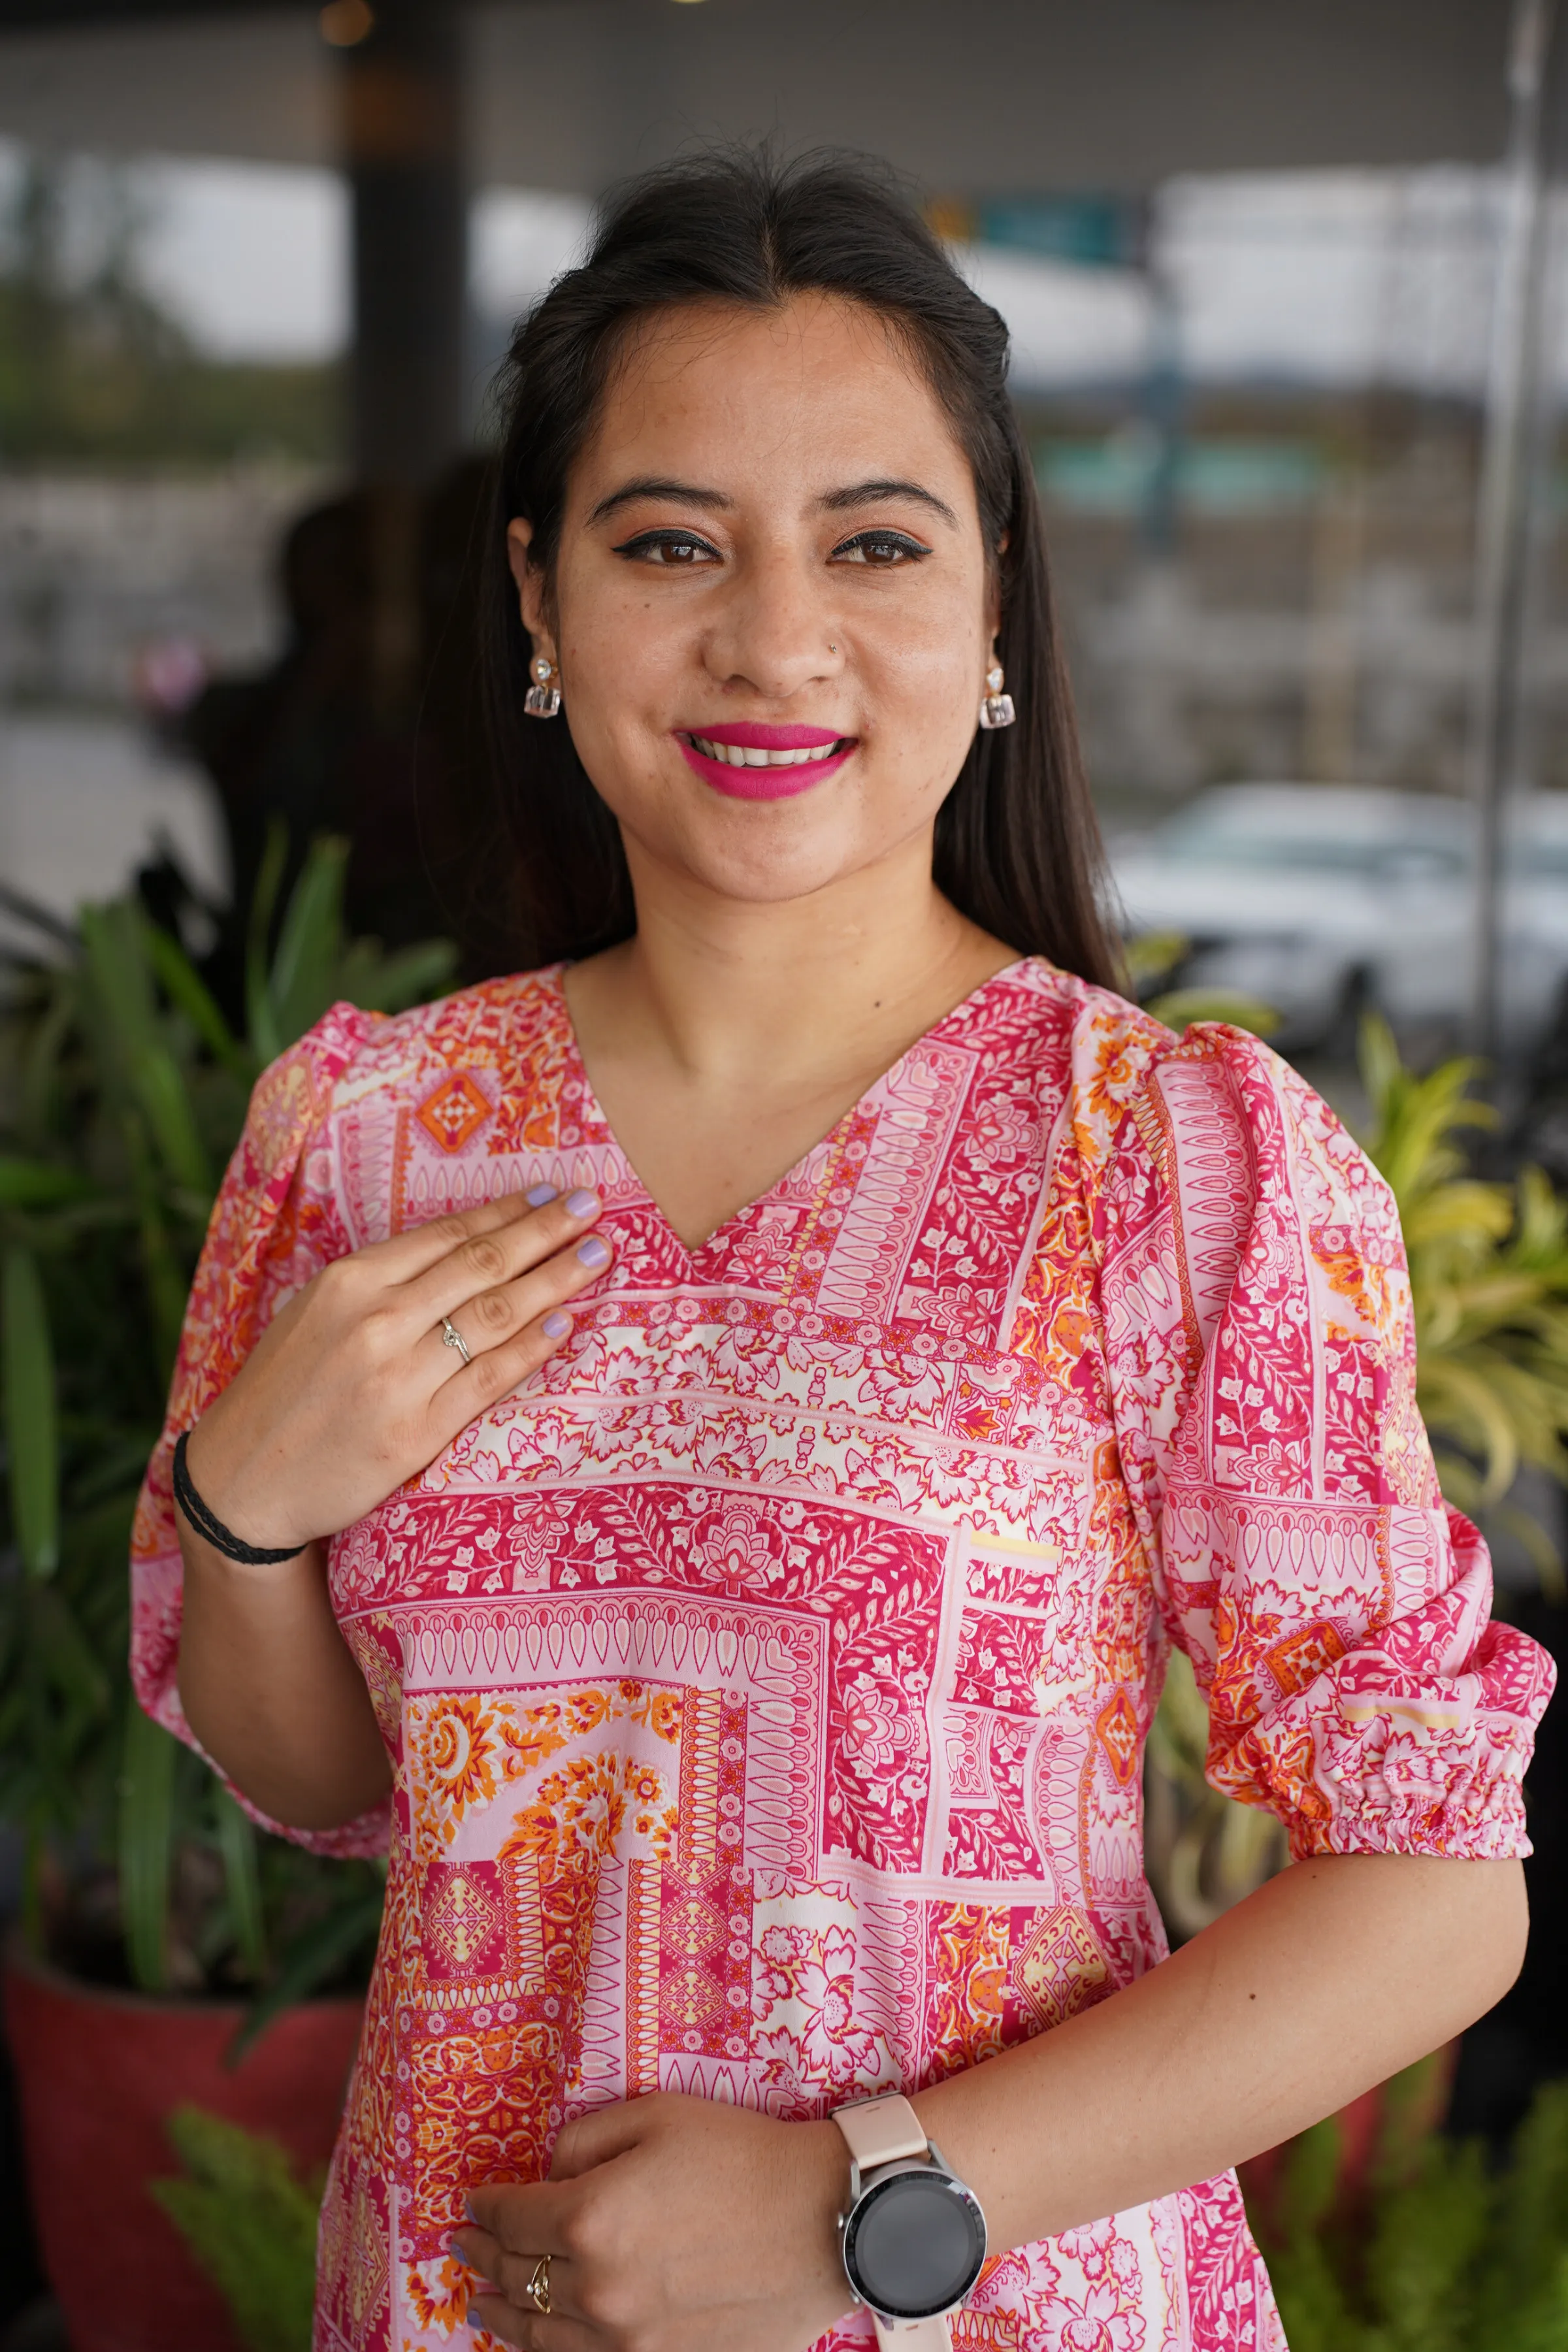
[675,720,856,800]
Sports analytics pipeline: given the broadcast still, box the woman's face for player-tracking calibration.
[508,293,999,909]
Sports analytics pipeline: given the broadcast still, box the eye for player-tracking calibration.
[610,529,721,566]
[832,530,931,567]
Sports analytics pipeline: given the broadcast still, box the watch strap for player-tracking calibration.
[833,2092,930,2172]
[869,2314,953,2350]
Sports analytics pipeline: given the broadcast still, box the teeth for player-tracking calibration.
[690,736,841,767]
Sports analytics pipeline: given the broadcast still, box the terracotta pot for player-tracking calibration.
[3,1940,362,2352]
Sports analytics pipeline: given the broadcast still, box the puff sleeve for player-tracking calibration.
[1099,1019,1555,1861]
[129,1002,391,1857]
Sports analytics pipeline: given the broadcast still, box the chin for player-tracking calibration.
[634,794,885,903]
[682,846,864,906]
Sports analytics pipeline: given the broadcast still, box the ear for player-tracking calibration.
[506,518,555,659]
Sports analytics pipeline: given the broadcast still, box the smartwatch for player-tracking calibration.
[833,2092,987,2348]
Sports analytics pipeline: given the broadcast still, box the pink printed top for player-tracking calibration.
[131,960,1554,2352]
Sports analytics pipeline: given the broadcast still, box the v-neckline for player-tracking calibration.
[544,956,1030,1269]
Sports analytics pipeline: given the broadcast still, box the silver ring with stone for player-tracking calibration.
[440,1315,472,1366]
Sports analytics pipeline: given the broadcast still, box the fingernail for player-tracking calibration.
[576,1235,611,1270]
[564,1188,599,1218]
[542,1309,572,1339]
[464,2196,478,2221]
[526,1183,558,1207]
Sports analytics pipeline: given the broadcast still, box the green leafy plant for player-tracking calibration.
[1249,2066,1568,2351]
[0,830,455,2007]
[152,2107,321,2352]
[1360,1015,1568,1579]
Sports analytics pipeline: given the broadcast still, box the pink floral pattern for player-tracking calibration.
[129,960,1555,2352]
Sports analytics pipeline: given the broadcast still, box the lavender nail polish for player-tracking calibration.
[525,1183,558,1207]
[542,1309,572,1339]
[576,1234,611,1270]
[565,1187,599,1218]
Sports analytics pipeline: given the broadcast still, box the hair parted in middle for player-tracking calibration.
[482,145,1119,990]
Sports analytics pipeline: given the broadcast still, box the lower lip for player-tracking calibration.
[676,736,856,800]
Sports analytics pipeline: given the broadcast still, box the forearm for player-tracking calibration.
[909,1852,1526,2255]
[176,1523,391,1830]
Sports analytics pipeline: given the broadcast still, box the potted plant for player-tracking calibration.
[0,836,454,2352]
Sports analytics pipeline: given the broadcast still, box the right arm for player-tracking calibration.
[174,1185,613,1831]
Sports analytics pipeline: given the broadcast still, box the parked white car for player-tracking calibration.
[1109,783,1568,1054]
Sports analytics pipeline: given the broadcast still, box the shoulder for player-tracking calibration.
[1015,966,1393,1244]
[328,966,568,1104]
[249,968,569,1150]
[976,961,1177,1169]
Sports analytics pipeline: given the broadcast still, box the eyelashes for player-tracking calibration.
[831,530,932,566]
[610,531,719,565]
[608,527,933,568]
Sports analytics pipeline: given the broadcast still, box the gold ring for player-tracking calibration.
[525,2253,552,2315]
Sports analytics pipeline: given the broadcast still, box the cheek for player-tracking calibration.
[861,589,987,738]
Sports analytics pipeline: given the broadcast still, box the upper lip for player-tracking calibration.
[677,721,845,749]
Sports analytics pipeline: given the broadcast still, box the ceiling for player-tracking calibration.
[0,0,1519,196]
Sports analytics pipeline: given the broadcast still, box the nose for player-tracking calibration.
[701,544,840,701]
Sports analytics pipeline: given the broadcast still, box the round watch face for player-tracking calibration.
[843,2164,988,2321]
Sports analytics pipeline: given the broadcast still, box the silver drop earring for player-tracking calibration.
[525,655,562,719]
[979,662,1015,731]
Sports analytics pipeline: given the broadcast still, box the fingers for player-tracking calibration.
[466,2180,577,2251]
[358,1183,550,1283]
[430,1232,612,1382]
[455,2211,590,2348]
[466,2292,594,2351]
[549,2100,653,2180]
[403,1187,606,1329]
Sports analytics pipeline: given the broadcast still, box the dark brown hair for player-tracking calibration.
[483,148,1118,987]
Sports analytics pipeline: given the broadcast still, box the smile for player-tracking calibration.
[686,735,847,769]
[674,722,858,801]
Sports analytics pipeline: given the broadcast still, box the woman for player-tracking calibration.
[132,153,1553,2352]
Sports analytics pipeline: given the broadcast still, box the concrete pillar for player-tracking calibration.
[341,0,467,487]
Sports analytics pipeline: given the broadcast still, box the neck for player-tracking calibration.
[583,829,1003,1090]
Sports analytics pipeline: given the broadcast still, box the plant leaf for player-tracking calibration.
[214,1783,267,1981]
[1144,987,1282,1037]
[153,2105,319,2352]
[119,1701,178,1994]
[245,817,289,1067]
[143,922,252,1081]
[1,1244,59,1578]
[227,1890,383,2065]
[266,837,349,1053]
[0,1157,95,1209]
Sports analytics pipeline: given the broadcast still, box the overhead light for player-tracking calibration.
[320,0,375,44]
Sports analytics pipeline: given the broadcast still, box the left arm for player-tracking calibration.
[458,1848,1526,2351]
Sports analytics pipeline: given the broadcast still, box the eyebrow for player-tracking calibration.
[587,474,959,531]
[817,478,958,529]
[589,478,731,525]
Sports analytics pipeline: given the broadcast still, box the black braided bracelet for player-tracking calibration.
[172,1430,306,1565]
